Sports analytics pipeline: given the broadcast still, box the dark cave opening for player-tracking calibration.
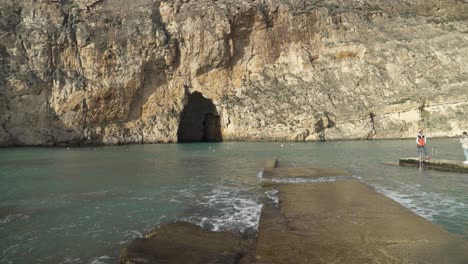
[177,92,223,143]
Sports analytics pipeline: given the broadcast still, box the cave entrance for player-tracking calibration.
[177,91,223,143]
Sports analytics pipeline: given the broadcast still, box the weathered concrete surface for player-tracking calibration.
[263,166,352,179]
[399,157,468,173]
[263,157,278,171]
[120,222,254,264]
[263,157,351,180]
[382,161,400,167]
[256,180,468,263]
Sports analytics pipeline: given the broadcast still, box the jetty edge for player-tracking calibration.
[399,157,468,173]
[256,158,468,263]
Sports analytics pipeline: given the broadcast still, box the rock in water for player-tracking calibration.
[120,222,253,264]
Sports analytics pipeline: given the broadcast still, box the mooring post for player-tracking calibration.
[418,149,423,170]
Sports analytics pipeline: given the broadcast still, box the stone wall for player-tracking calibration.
[0,0,467,146]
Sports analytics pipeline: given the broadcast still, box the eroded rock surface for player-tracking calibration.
[120,222,253,264]
[1,0,467,146]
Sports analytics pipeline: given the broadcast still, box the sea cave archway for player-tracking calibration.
[177,91,223,143]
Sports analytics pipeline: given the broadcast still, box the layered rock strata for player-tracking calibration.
[1,0,467,146]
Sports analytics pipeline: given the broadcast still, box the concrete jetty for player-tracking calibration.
[262,157,352,180]
[399,158,468,173]
[256,158,468,263]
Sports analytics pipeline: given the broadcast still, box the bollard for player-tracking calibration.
[418,149,423,169]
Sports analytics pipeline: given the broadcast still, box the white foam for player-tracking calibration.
[181,187,263,233]
[90,256,111,264]
[50,224,78,231]
[257,168,264,179]
[374,185,467,221]
[0,213,29,225]
[61,257,81,263]
[271,176,350,183]
[119,230,143,244]
[265,188,279,206]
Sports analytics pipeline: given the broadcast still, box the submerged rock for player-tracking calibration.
[120,222,254,264]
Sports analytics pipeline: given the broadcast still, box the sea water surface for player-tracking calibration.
[1,139,467,263]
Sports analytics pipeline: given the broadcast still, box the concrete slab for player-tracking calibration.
[120,222,253,264]
[262,157,351,180]
[256,180,468,264]
[399,158,468,173]
[263,166,352,179]
[264,158,278,171]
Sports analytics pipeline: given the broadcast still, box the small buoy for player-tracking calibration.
[209,147,211,149]
[281,144,284,147]
[213,149,216,152]
[67,147,70,150]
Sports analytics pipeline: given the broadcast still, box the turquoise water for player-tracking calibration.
[1,139,467,263]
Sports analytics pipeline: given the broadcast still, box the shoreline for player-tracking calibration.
[0,136,462,149]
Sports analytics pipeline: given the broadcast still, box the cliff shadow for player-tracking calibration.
[177,91,222,143]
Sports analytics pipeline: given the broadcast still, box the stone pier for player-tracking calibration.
[399,158,468,173]
[256,158,468,263]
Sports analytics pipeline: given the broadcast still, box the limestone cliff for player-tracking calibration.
[0,0,467,146]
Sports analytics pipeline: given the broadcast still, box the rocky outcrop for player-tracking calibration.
[1,0,467,146]
[120,221,253,264]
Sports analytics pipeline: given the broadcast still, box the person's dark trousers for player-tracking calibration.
[418,145,428,156]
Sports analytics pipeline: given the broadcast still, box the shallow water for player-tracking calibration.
[1,139,467,263]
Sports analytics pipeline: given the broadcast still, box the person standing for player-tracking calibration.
[416,130,428,159]
[460,131,468,164]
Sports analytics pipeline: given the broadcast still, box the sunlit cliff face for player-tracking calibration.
[0,0,467,146]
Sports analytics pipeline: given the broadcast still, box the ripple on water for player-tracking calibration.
[0,213,30,225]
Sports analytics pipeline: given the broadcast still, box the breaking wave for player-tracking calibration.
[181,187,262,234]
[374,185,466,221]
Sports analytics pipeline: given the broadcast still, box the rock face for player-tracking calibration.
[0,0,467,146]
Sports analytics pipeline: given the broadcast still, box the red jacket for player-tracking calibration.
[416,134,426,146]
